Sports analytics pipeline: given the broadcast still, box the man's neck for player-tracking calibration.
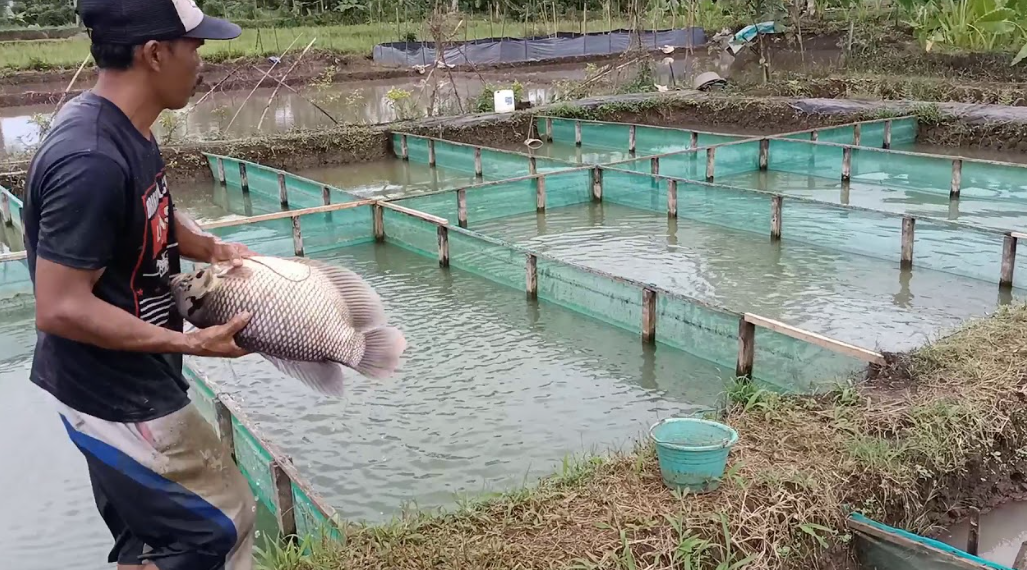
[92,72,162,140]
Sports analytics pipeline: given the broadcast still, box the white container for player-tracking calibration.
[494,89,515,113]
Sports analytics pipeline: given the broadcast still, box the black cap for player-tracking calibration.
[79,0,242,45]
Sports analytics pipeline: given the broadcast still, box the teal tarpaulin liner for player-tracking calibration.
[849,513,1013,570]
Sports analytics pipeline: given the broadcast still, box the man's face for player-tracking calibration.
[145,38,205,110]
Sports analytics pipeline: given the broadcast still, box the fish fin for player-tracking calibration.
[290,257,387,330]
[262,355,349,397]
[353,326,408,379]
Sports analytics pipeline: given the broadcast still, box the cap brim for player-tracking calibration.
[183,15,242,41]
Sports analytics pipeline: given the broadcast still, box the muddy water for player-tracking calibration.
[471,202,1015,352]
[938,502,1027,567]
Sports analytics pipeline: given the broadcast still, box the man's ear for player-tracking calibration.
[139,40,163,72]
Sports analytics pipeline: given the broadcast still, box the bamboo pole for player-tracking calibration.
[321,185,331,206]
[247,64,340,125]
[667,179,678,217]
[437,225,450,267]
[628,125,636,153]
[0,192,10,226]
[457,189,468,228]
[690,131,698,148]
[474,147,483,178]
[292,216,303,256]
[278,172,289,207]
[226,35,303,132]
[771,195,782,241]
[428,139,437,166]
[256,38,319,131]
[901,216,915,269]
[736,318,756,379]
[951,159,962,199]
[575,121,582,146]
[811,129,819,142]
[401,134,409,160]
[216,158,226,185]
[536,176,547,212]
[706,147,716,181]
[239,162,249,193]
[592,167,603,201]
[759,138,769,170]
[1002,233,1018,288]
[642,288,657,343]
[967,507,980,556]
[545,117,553,142]
[529,156,537,175]
[526,253,538,298]
[650,157,660,176]
[852,123,862,146]
[373,205,385,242]
[842,147,852,181]
[883,120,892,149]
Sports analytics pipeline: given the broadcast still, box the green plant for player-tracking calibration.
[900,0,1027,56]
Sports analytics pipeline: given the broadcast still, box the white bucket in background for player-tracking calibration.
[494,89,515,113]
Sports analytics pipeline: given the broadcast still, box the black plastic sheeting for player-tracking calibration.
[372,28,706,67]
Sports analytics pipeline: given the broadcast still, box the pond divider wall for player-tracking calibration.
[372,27,706,67]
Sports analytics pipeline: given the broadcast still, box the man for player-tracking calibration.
[23,1,259,569]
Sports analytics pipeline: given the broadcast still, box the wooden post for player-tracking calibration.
[437,225,449,267]
[771,195,783,241]
[0,192,10,226]
[641,288,656,343]
[853,123,862,146]
[706,147,716,181]
[214,399,235,461]
[574,121,582,146]
[1002,233,1018,288]
[545,118,553,142]
[474,147,483,178]
[628,125,636,153]
[457,189,468,228]
[810,129,819,142]
[650,156,660,176]
[291,216,304,256]
[526,254,538,298]
[883,120,893,149]
[592,167,603,201]
[736,318,756,379]
[690,131,698,149]
[373,204,385,242]
[536,176,546,212]
[278,172,289,207]
[428,139,436,167]
[529,155,537,175]
[1013,541,1027,570]
[270,461,298,537]
[842,147,852,181]
[321,185,331,206]
[401,134,409,160]
[239,162,249,193]
[901,216,915,269]
[967,507,980,556]
[216,157,226,185]
[667,179,678,218]
[951,159,962,199]
[759,138,769,170]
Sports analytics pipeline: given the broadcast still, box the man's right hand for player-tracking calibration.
[185,312,253,358]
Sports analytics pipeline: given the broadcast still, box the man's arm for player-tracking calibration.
[175,209,252,265]
[32,153,250,357]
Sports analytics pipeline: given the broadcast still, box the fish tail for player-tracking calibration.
[353,326,407,379]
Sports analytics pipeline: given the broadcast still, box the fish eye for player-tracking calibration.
[196,270,205,279]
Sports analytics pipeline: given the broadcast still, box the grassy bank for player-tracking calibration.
[260,302,1027,570]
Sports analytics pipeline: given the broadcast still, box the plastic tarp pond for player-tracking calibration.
[849,513,1013,570]
[373,27,705,66]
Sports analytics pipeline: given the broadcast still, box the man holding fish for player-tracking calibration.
[21,1,261,569]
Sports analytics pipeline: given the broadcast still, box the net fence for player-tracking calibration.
[538,117,745,158]
[779,117,919,148]
[206,154,363,209]
[392,133,575,179]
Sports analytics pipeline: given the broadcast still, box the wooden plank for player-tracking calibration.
[759,138,769,170]
[291,216,304,256]
[536,176,546,212]
[744,313,886,365]
[951,159,963,199]
[771,195,782,241]
[271,461,298,537]
[883,120,892,149]
[846,519,992,570]
[321,185,331,206]
[842,147,852,181]
[239,162,249,193]
[474,147,483,178]
[705,147,716,181]
[526,253,538,298]
[373,204,385,242]
[379,201,448,226]
[592,167,603,201]
[428,139,436,166]
[667,179,678,217]
[401,134,409,160]
[628,125,636,153]
[1002,233,1017,288]
[642,288,656,343]
[277,172,289,207]
[650,156,660,176]
[901,216,915,269]
[1012,231,1027,240]
[200,200,376,230]
[216,157,226,185]
[575,120,582,146]
[437,225,449,267]
[967,507,980,556]
[457,188,468,228]
[690,131,698,149]
[0,251,26,262]
[736,318,755,378]
[853,122,862,146]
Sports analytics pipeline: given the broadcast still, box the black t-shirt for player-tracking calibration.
[23,91,188,423]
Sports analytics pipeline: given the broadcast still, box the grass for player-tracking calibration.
[254,302,1027,570]
[0,13,736,73]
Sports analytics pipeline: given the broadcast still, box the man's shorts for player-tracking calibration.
[55,397,256,570]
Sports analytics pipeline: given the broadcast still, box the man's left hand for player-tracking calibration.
[211,240,255,267]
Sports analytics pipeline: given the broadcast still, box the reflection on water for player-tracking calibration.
[939,501,1027,567]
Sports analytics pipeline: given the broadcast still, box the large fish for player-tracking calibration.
[170,255,407,396]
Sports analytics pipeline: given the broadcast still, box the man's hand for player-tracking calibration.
[186,312,253,358]
[210,240,254,268]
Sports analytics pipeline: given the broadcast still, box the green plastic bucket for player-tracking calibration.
[648,418,739,493]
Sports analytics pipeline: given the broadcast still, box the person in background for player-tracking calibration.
[22,1,259,568]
